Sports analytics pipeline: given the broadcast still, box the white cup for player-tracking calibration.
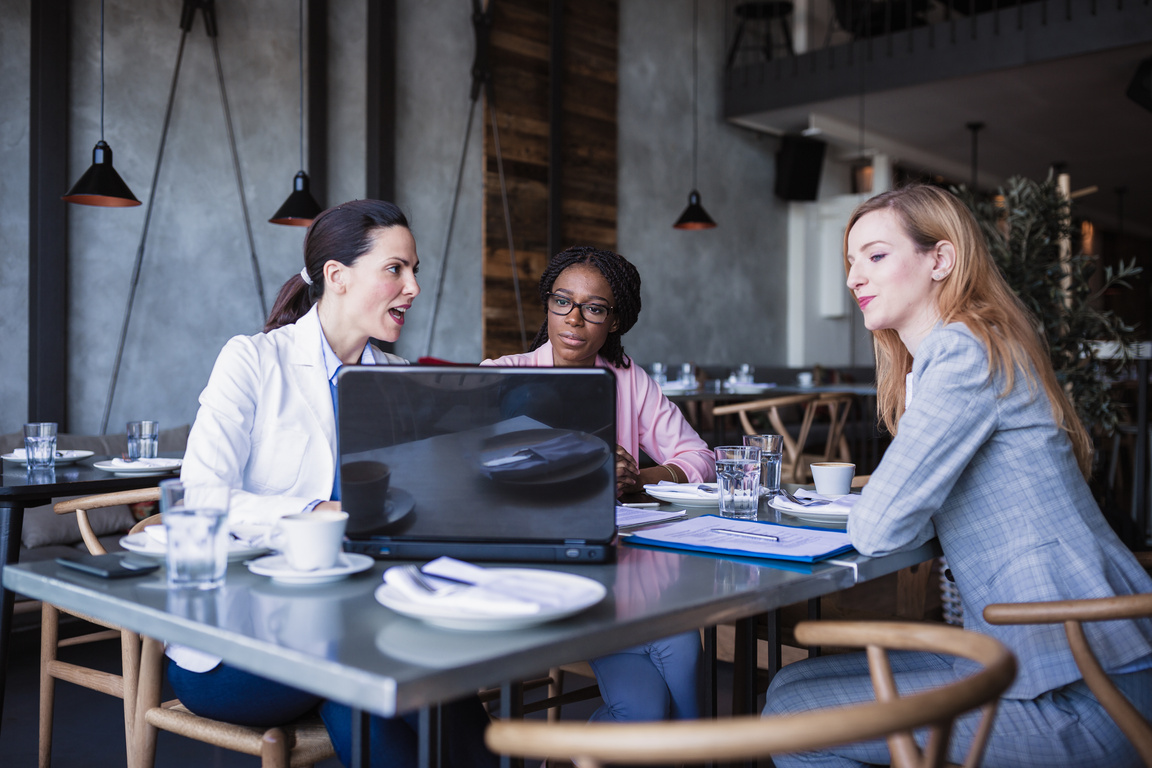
[811,462,855,497]
[273,511,348,571]
[796,371,814,387]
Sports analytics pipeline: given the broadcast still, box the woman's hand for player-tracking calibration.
[313,501,342,512]
[615,445,640,496]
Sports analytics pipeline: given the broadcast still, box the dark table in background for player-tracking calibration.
[0,454,180,734]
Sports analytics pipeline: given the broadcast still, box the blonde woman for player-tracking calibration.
[763,185,1152,767]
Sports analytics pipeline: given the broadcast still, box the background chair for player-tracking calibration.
[486,620,1016,767]
[47,490,335,768]
[985,593,1152,765]
[713,391,854,483]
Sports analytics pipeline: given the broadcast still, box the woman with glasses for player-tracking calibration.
[484,245,711,723]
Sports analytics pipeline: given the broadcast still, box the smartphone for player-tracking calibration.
[56,553,160,579]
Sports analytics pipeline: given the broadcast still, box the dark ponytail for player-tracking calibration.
[264,199,410,332]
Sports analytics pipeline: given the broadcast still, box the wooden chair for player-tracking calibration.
[713,392,855,483]
[486,620,1016,768]
[47,490,335,768]
[985,593,1152,765]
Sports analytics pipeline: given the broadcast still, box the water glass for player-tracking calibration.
[714,446,761,520]
[127,420,160,460]
[650,362,667,386]
[743,434,784,495]
[23,423,57,468]
[680,362,697,387]
[161,480,230,590]
[737,363,755,384]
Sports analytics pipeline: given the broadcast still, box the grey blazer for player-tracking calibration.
[850,323,1152,699]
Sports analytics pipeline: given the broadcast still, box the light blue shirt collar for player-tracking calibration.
[319,332,373,384]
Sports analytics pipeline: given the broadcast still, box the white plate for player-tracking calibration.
[246,552,374,585]
[375,568,607,631]
[660,385,698,395]
[725,383,776,395]
[2,450,94,466]
[644,483,720,508]
[119,531,268,562]
[768,497,849,525]
[93,458,182,476]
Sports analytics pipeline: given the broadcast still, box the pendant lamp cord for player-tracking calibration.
[691,0,698,191]
[299,0,305,171]
[99,0,105,140]
[490,99,529,352]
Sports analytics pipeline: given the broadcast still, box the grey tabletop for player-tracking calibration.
[4,526,937,719]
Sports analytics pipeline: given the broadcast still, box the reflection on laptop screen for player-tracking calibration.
[338,366,617,563]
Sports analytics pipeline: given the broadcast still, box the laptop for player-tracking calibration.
[337,365,618,563]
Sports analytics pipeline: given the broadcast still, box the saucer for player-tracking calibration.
[2,450,94,466]
[246,553,375,585]
[119,531,268,562]
[93,458,182,476]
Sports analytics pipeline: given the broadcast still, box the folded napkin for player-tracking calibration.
[108,457,178,468]
[481,433,603,480]
[145,523,269,549]
[8,448,66,459]
[383,565,543,616]
[773,490,860,515]
[643,481,718,500]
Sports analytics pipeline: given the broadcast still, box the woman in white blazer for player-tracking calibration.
[176,200,496,768]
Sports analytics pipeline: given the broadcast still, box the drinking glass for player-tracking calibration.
[23,423,57,468]
[161,480,230,590]
[680,362,697,387]
[714,446,761,519]
[127,420,160,460]
[737,363,755,384]
[650,362,667,386]
[743,434,783,496]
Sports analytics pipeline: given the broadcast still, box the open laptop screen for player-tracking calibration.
[337,366,617,562]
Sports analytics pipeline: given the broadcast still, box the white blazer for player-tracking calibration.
[181,305,406,526]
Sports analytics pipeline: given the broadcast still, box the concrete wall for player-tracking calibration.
[2,0,799,435]
[0,6,30,433]
[617,0,789,375]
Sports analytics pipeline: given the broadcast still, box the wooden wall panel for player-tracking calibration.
[482,0,618,359]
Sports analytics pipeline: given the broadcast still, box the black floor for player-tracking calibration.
[2,612,741,767]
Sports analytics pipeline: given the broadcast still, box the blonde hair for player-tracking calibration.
[844,184,1092,478]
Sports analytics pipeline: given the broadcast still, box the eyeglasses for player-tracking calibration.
[546,293,614,324]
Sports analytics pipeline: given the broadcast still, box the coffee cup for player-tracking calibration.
[340,461,391,535]
[810,462,855,497]
[273,511,348,571]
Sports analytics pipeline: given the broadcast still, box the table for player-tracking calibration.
[0,454,179,733]
[4,520,937,768]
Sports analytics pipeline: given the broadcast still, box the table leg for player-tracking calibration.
[418,705,440,768]
[731,616,758,716]
[807,597,822,658]
[703,625,716,719]
[351,707,371,768]
[0,500,26,735]
[498,682,524,768]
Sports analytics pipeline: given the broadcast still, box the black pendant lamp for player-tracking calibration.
[63,0,140,208]
[674,0,716,230]
[270,0,322,226]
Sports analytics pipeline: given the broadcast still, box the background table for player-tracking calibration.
[0,454,179,733]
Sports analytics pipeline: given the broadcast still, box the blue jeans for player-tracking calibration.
[763,650,1152,768]
[587,630,702,722]
[166,660,496,768]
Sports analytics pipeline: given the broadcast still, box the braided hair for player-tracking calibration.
[529,245,642,369]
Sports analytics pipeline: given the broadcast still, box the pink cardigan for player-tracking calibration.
[483,342,715,483]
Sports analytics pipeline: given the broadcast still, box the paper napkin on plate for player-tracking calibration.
[145,523,269,549]
[642,481,718,500]
[383,565,543,616]
[773,490,860,515]
[108,458,179,469]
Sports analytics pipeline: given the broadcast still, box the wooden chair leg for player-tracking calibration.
[547,667,563,723]
[132,638,165,768]
[120,630,142,767]
[39,602,59,768]
[260,727,290,768]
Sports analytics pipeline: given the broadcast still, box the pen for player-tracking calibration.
[710,527,780,542]
[621,502,661,508]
